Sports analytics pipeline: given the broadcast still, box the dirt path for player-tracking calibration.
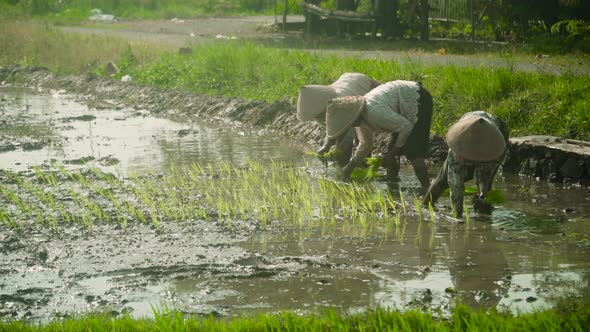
[61,16,299,48]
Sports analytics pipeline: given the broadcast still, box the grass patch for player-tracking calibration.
[1,19,589,140]
[123,41,590,140]
[0,0,302,21]
[1,304,589,331]
[0,18,161,74]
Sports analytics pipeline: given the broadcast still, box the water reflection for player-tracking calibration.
[0,86,309,173]
[234,214,589,314]
[1,85,589,316]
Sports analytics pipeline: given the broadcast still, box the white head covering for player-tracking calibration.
[296,85,336,121]
[297,73,375,122]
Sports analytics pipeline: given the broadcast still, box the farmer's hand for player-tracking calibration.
[317,138,336,167]
[316,148,329,167]
[472,196,493,215]
[340,162,357,182]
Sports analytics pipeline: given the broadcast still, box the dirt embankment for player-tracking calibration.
[2,66,589,186]
[0,66,379,157]
[3,66,452,156]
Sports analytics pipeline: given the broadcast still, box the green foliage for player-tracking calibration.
[485,189,506,205]
[1,304,590,331]
[350,157,384,182]
[552,20,590,40]
[0,18,162,74]
[551,19,590,52]
[442,187,506,205]
[116,45,139,75]
[0,0,304,19]
[1,19,589,140]
[122,41,590,141]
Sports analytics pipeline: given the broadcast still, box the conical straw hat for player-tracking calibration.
[446,115,506,161]
[297,85,337,121]
[326,96,366,140]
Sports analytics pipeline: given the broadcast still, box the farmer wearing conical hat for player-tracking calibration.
[422,111,509,218]
[297,73,380,166]
[321,80,433,191]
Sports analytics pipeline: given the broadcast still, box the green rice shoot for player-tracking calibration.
[0,160,415,232]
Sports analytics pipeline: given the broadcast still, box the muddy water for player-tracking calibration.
[1,87,589,321]
[0,86,305,174]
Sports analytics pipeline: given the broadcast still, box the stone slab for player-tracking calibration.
[504,135,590,186]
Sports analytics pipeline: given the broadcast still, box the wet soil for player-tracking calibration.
[1,68,590,322]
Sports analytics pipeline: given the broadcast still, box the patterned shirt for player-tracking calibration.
[444,111,509,212]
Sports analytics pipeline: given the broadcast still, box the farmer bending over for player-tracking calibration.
[422,111,509,218]
[297,72,380,166]
[319,80,433,192]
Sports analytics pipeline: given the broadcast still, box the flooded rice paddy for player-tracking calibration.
[1,86,589,322]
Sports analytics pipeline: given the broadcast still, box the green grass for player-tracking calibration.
[0,0,303,21]
[1,19,589,140]
[0,19,161,74]
[122,41,590,140]
[1,304,589,331]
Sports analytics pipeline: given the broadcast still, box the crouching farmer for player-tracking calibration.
[320,80,433,192]
[297,73,380,166]
[422,111,509,218]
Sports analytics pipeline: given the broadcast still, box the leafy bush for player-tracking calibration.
[551,19,590,52]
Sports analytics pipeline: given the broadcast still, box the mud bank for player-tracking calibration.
[0,66,325,148]
[2,66,590,186]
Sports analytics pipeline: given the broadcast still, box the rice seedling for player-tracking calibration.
[424,225,435,252]
[442,187,506,205]
[150,205,160,229]
[399,190,407,217]
[485,189,506,204]
[0,208,16,228]
[0,158,435,232]
[414,198,423,220]
[428,202,436,223]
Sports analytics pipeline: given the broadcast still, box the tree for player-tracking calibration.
[373,0,400,38]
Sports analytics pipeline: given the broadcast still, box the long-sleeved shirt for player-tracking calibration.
[328,73,379,153]
[349,80,421,164]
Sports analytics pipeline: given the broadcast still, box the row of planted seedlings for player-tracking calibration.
[0,160,438,231]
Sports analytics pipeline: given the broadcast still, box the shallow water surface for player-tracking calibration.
[0,86,305,173]
[0,86,589,321]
